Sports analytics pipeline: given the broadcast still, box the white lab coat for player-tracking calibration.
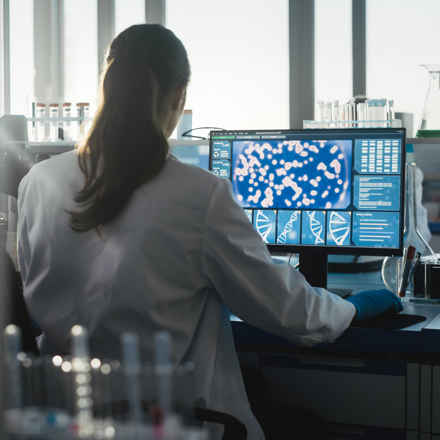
[17,150,356,440]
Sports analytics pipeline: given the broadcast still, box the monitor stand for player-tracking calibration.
[298,249,328,288]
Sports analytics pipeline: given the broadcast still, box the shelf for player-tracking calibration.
[408,138,440,144]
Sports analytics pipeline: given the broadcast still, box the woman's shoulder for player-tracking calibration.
[27,150,78,178]
[166,155,222,186]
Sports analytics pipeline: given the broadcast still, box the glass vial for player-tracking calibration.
[49,103,59,141]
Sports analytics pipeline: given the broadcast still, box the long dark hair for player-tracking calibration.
[70,24,190,232]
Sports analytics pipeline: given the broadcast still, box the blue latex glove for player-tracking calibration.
[345,289,403,321]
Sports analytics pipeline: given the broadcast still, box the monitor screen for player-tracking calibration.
[209,128,405,259]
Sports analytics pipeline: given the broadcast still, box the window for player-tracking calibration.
[9,0,33,115]
[0,0,5,116]
[367,0,440,134]
[166,0,289,132]
[64,0,98,108]
[315,0,352,110]
[114,0,145,36]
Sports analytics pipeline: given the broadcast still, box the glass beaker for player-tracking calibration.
[419,64,440,131]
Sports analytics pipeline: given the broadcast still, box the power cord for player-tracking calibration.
[181,127,226,140]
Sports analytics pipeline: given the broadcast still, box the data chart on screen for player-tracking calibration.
[210,129,405,252]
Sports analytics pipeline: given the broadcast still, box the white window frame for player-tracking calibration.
[1,0,366,121]
[1,0,11,115]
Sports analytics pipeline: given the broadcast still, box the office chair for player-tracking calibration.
[0,114,39,354]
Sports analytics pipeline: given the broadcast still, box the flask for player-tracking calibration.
[418,64,440,136]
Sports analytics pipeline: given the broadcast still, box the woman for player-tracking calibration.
[17,24,401,439]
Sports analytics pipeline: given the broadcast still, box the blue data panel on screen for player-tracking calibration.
[231,139,352,209]
[352,211,400,248]
[211,160,230,178]
[277,210,301,244]
[212,140,232,160]
[326,211,352,246]
[354,175,400,211]
[301,211,326,245]
[354,139,401,174]
[253,210,276,244]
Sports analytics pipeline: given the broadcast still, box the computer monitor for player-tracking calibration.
[209,128,406,287]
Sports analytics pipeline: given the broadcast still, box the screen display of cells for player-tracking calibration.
[210,132,403,249]
[232,140,351,210]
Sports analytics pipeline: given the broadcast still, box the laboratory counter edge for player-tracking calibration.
[231,302,440,364]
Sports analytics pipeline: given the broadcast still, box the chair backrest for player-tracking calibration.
[0,115,38,353]
[0,249,39,354]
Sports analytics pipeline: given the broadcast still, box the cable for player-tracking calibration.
[181,126,226,140]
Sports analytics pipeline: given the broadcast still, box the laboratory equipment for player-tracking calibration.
[413,253,440,299]
[4,324,22,409]
[62,102,72,140]
[2,325,209,440]
[36,102,47,141]
[418,64,440,137]
[122,332,142,423]
[155,331,172,419]
[76,102,90,139]
[381,143,434,297]
[71,325,94,438]
[49,103,59,141]
[209,128,406,287]
[308,97,399,129]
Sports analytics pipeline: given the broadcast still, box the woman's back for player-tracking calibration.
[18,150,267,439]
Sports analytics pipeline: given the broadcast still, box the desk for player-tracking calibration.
[232,270,440,440]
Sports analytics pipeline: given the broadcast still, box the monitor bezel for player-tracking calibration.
[209,127,406,257]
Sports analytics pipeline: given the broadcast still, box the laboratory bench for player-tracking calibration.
[232,268,440,440]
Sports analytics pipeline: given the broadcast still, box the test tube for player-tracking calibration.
[332,100,340,126]
[76,102,90,139]
[49,104,59,141]
[36,102,47,141]
[317,101,325,123]
[122,333,143,424]
[71,325,94,437]
[154,331,172,419]
[4,325,23,409]
[61,102,72,140]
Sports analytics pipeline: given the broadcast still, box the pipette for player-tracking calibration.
[154,331,172,419]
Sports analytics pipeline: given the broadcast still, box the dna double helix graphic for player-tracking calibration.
[255,210,274,242]
[277,211,299,244]
[306,211,324,244]
[328,212,351,246]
